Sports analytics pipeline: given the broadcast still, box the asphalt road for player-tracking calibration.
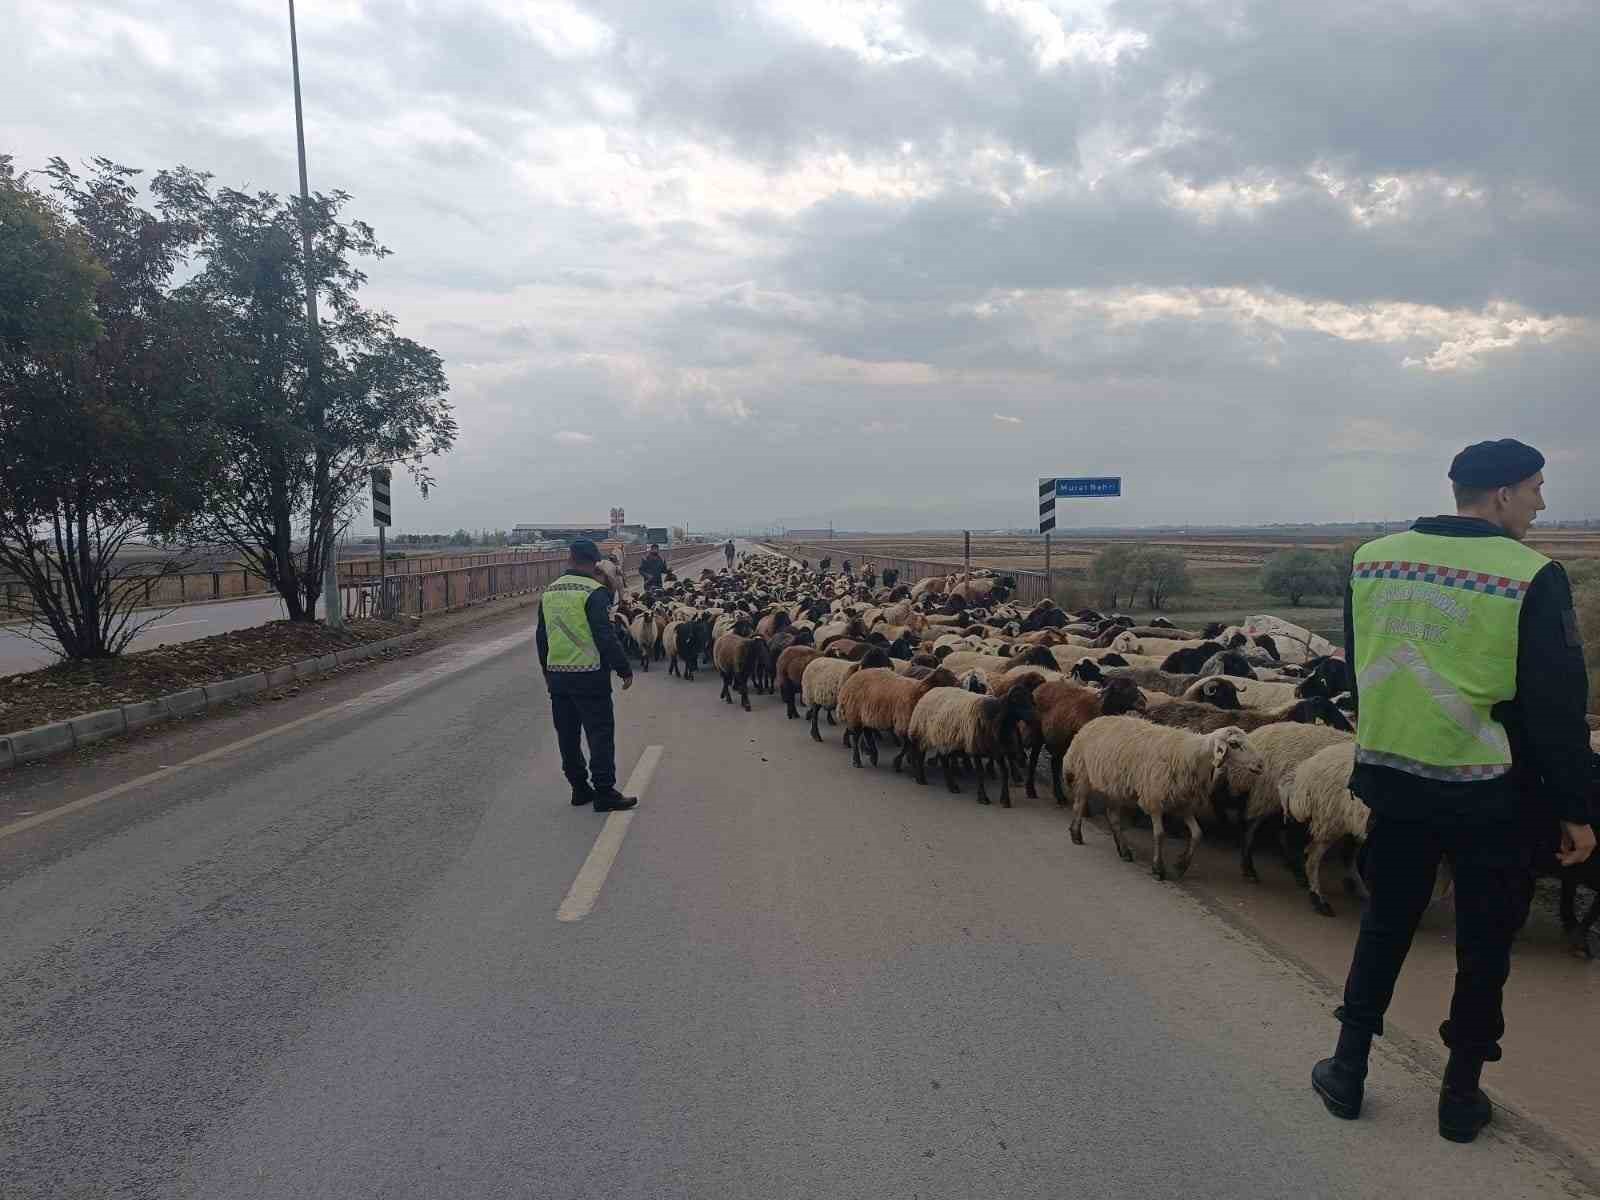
[1,544,1593,1199]
[0,593,326,678]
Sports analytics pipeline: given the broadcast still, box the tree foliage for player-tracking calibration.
[0,156,218,658]
[1091,543,1139,608]
[1260,548,1344,607]
[1131,548,1192,610]
[154,169,455,620]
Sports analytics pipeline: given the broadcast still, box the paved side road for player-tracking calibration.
[0,593,327,678]
[0,544,1593,1199]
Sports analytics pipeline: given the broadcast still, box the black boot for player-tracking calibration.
[1438,1052,1492,1143]
[1312,1025,1371,1120]
[571,783,595,807]
[592,787,638,812]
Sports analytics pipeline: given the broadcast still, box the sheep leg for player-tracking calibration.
[1572,890,1599,959]
[865,730,879,767]
[1305,839,1336,916]
[995,756,1012,809]
[825,707,836,726]
[720,672,732,703]
[1149,811,1168,881]
[1024,741,1041,801]
[1068,781,1089,845]
[849,726,864,768]
[1280,820,1309,887]
[1105,802,1135,863]
[1173,814,1202,879]
[669,654,679,678]
[739,673,751,712]
[782,681,799,719]
[943,755,965,797]
[1340,840,1367,897]
[892,740,908,772]
[909,744,927,786]
[1241,814,1269,882]
[808,705,823,742]
[1051,751,1067,807]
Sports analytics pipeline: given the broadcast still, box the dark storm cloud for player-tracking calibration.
[5,0,1597,529]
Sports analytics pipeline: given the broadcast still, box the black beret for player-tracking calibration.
[1448,439,1545,488]
[568,538,601,563]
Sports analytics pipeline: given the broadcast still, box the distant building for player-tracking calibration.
[783,529,834,540]
[511,522,653,546]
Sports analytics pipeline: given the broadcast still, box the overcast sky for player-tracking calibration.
[8,0,1599,532]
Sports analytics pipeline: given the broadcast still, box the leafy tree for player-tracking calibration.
[1261,548,1344,607]
[1132,548,1192,610]
[1091,543,1140,607]
[0,156,218,658]
[450,528,473,545]
[156,168,455,621]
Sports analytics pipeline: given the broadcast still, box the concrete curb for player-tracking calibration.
[0,628,428,772]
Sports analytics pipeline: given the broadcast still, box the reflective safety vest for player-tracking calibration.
[1350,529,1549,782]
[541,574,603,672]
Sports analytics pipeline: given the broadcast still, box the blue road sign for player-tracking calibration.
[1039,476,1121,531]
[1055,477,1121,498]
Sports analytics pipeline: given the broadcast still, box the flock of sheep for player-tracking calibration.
[611,547,1600,955]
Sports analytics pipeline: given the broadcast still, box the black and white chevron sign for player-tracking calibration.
[371,467,392,527]
[1038,477,1057,533]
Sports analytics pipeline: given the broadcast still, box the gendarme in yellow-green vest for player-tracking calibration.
[541,574,603,672]
[1350,529,1549,782]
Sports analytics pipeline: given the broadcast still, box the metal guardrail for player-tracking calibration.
[338,543,714,621]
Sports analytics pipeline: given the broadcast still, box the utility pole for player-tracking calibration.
[288,0,341,629]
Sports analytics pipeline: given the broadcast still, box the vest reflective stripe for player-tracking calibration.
[1350,530,1548,783]
[542,575,602,672]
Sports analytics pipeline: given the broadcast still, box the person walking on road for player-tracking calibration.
[1312,439,1594,1143]
[536,539,637,812]
[639,543,667,591]
[723,539,735,570]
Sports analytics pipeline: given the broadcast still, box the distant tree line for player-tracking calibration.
[0,154,455,659]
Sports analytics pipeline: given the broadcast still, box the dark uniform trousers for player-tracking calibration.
[551,692,618,791]
[1338,810,1535,1061]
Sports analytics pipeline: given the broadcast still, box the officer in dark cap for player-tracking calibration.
[536,538,637,811]
[1312,439,1594,1142]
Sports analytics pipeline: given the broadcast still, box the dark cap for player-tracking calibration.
[1448,439,1545,488]
[569,538,601,563]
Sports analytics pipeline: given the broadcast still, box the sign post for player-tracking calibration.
[372,467,392,617]
[1039,476,1121,601]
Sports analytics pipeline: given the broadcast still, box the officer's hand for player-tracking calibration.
[1557,822,1596,867]
[620,675,634,692]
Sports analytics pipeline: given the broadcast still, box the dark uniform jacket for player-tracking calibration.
[1345,516,1592,825]
[536,573,634,695]
[639,552,667,586]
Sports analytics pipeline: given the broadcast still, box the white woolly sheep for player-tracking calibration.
[1284,741,1377,916]
[904,684,1039,807]
[1232,723,1354,884]
[1065,716,1266,881]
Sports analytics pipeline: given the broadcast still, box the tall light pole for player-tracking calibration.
[287,0,341,627]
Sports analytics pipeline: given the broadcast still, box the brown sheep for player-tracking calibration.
[713,630,761,711]
[836,666,959,769]
[776,645,823,719]
[1029,676,1148,804]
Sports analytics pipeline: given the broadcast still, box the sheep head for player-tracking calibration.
[1190,678,1243,709]
[1099,676,1146,715]
[1209,727,1267,797]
